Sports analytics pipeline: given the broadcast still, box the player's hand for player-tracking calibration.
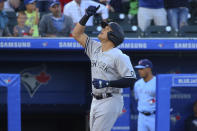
[85,5,100,17]
[92,78,110,89]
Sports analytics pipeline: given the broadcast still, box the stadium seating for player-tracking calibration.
[178,25,197,37]
[85,26,100,37]
[144,25,177,38]
[122,24,142,38]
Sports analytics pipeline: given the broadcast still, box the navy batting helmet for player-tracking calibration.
[101,21,125,47]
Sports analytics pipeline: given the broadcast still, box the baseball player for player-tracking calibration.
[134,59,156,131]
[72,5,136,131]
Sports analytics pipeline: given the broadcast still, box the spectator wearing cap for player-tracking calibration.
[24,0,40,37]
[164,0,189,32]
[63,0,108,26]
[134,59,156,131]
[0,0,11,36]
[138,0,167,31]
[3,0,21,12]
[39,0,73,37]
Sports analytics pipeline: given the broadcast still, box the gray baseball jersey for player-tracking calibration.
[85,37,136,95]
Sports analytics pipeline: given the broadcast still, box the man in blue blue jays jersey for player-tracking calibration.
[134,59,156,131]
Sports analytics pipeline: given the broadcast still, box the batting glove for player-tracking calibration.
[85,5,100,17]
[92,78,110,89]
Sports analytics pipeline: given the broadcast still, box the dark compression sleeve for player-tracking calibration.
[108,78,136,89]
[79,15,90,26]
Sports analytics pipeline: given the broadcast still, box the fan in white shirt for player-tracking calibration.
[63,0,108,26]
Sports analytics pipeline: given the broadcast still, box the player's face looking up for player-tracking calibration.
[137,68,152,79]
[98,26,112,42]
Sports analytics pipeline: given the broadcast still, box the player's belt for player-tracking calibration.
[91,93,112,100]
[140,111,156,116]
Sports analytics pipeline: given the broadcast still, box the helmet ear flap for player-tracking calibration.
[107,31,113,39]
[107,31,122,47]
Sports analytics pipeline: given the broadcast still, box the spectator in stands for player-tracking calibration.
[24,0,39,37]
[39,0,73,37]
[94,0,115,12]
[108,0,123,13]
[164,0,189,32]
[189,0,197,25]
[4,0,21,12]
[59,0,72,12]
[94,0,123,13]
[36,0,52,13]
[18,0,26,11]
[13,11,33,37]
[128,0,138,25]
[137,0,167,32]
[185,100,197,131]
[0,0,11,36]
[63,0,108,26]
[122,0,130,14]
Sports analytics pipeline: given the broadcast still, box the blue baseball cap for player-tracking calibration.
[135,59,153,69]
[50,0,60,7]
[24,0,36,5]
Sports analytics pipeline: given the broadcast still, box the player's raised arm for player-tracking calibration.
[72,5,100,48]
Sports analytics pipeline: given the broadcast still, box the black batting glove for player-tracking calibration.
[79,5,100,26]
[85,5,100,17]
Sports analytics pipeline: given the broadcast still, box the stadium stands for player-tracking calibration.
[85,26,100,37]
[6,11,17,34]
[122,25,142,38]
[144,25,177,38]
[179,25,197,37]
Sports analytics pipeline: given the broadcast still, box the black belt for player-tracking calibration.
[140,111,156,116]
[91,93,112,100]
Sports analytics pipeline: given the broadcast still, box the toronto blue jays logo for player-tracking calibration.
[170,110,181,125]
[3,79,11,84]
[20,64,51,97]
